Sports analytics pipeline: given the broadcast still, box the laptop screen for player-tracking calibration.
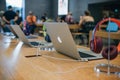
[44,22,81,59]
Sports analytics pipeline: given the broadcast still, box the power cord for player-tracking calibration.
[26,55,93,74]
[24,41,92,74]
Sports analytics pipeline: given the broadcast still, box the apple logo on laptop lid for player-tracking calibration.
[57,36,62,43]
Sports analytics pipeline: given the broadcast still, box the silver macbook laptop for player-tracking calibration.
[9,25,38,39]
[44,22,103,61]
[10,25,40,47]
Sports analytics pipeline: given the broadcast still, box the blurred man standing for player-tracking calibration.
[2,5,18,32]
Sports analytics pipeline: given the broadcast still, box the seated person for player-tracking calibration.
[41,16,46,23]
[79,10,94,28]
[65,12,74,24]
[42,19,52,42]
[56,16,65,22]
[15,10,23,27]
[61,15,66,22]
[41,13,48,21]
[56,16,62,22]
[78,10,94,45]
[26,11,37,34]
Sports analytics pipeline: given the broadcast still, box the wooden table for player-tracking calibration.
[68,24,80,30]
[34,23,43,34]
[89,30,120,45]
[68,24,88,39]
[0,34,120,80]
[99,24,107,30]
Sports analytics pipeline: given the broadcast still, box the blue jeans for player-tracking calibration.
[25,24,36,35]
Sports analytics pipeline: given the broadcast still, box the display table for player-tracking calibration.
[0,34,120,80]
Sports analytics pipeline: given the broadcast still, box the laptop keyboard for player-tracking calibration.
[79,52,95,58]
[30,42,39,46]
[26,36,38,39]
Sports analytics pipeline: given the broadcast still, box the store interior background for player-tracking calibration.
[0,0,119,24]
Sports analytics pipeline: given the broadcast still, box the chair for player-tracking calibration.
[79,22,95,45]
[82,21,95,33]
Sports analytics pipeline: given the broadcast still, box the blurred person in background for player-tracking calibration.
[26,11,37,34]
[2,5,18,33]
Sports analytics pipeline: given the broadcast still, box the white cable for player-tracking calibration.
[25,49,91,74]
[42,54,88,62]
[33,63,94,74]
[24,42,91,74]
[26,57,93,74]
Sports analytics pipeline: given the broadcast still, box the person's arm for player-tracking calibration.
[26,16,31,23]
[79,16,84,27]
[2,16,10,24]
[32,16,37,24]
[70,16,74,23]
[14,16,18,22]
